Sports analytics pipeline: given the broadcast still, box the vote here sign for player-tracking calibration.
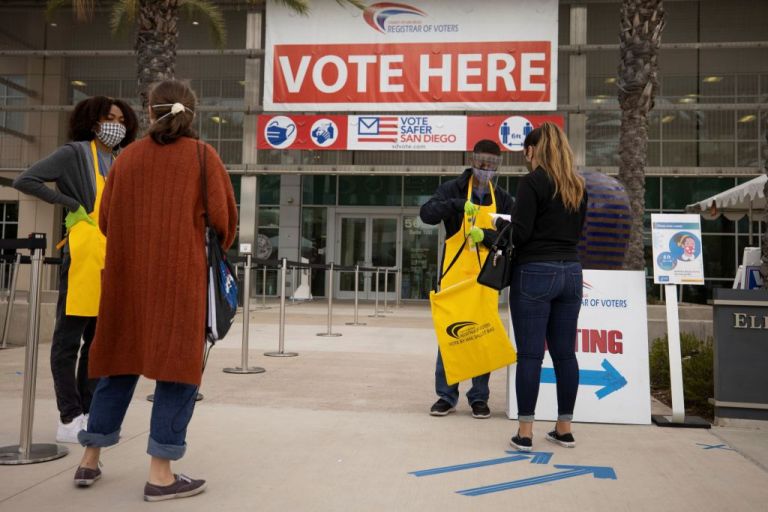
[264,0,558,112]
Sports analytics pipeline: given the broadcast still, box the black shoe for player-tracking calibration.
[509,433,533,452]
[546,429,576,448]
[144,474,207,502]
[470,401,491,419]
[429,399,456,416]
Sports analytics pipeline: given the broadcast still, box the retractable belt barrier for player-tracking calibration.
[0,234,69,465]
[223,258,401,368]
[1,253,62,350]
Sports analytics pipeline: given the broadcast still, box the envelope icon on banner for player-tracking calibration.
[358,117,380,135]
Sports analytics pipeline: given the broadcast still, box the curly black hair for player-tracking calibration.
[67,96,139,149]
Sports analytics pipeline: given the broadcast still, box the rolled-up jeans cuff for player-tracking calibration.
[518,414,535,422]
[147,436,186,460]
[78,428,120,448]
[558,414,574,422]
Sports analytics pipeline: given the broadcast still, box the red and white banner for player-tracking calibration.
[264,1,558,111]
[257,114,563,151]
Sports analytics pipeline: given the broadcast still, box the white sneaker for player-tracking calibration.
[56,414,84,444]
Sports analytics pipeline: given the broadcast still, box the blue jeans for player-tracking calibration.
[78,375,198,460]
[510,261,582,422]
[435,350,490,406]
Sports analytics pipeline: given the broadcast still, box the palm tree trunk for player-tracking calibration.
[617,0,665,271]
[136,0,179,112]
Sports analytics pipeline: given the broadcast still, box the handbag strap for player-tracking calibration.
[490,221,513,251]
[196,141,211,228]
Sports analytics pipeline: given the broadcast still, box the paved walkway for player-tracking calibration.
[1,301,766,511]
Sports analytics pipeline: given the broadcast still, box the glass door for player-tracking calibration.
[336,215,399,299]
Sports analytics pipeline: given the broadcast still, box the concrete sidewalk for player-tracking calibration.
[0,300,766,511]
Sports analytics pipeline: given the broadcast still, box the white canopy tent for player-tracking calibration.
[685,174,767,222]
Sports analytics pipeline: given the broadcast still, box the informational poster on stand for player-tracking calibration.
[651,214,705,285]
[506,270,651,425]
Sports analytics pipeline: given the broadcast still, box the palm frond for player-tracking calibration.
[180,0,227,48]
[45,0,69,21]
[335,0,365,10]
[72,0,94,22]
[270,0,310,16]
[109,0,139,37]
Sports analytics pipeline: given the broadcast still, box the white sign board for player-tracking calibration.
[506,270,651,425]
[651,214,705,285]
[347,115,467,150]
[264,0,558,111]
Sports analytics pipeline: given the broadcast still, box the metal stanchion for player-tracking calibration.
[265,258,298,357]
[290,265,297,302]
[0,234,68,465]
[317,263,342,337]
[368,267,384,318]
[395,268,402,310]
[225,248,265,374]
[256,265,270,310]
[1,253,22,350]
[383,267,394,314]
[345,264,366,326]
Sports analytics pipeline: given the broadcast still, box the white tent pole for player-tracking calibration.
[749,200,754,245]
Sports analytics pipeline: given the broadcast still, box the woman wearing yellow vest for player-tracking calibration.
[419,140,514,419]
[13,96,138,443]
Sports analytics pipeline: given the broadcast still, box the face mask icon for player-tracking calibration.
[265,118,296,147]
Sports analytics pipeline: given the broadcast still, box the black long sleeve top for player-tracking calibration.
[508,166,587,264]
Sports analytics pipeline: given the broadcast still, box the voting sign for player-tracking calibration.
[651,214,705,285]
[264,1,558,111]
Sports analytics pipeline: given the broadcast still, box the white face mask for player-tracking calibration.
[96,122,126,148]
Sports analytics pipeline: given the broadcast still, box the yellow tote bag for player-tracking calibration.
[429,277,517,385]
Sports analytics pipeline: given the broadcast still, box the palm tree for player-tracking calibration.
[49,0,363,110]
[616,0,665,271]
[761,129,768,282]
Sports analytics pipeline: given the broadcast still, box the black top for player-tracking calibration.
[419,168,514,247]
[509,166,587,264]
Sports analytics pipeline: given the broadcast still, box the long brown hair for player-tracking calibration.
[525,122,585,211]
[147,80,198,145]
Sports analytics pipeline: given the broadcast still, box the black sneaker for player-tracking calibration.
[509,433,533,452]
[143,474,207,502]
[73,465,102,487]
[546,429,576,448]
[429,399,456,416]
[470,401,491,419]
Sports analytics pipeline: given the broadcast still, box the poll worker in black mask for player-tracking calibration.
[420,139,514,419]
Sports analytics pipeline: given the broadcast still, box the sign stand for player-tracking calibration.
[651,284,710,428]
[650,213,710,429]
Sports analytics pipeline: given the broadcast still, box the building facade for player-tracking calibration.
[0,0,766,303]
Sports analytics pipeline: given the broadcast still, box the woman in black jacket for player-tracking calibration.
[505,122,587,451]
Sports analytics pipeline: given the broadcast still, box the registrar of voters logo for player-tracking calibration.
[446,321,477,339]
[363,2,427,33]
[264,116,297,149]
[499,116,534,151]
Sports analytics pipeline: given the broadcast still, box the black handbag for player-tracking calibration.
[477,222,513,291]
[198,143,238,345]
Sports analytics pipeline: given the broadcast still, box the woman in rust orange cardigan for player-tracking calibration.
[73,80,237,502]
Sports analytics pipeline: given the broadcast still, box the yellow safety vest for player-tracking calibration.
[65,141,108,316]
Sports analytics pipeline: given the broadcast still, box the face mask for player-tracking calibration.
[96,122,126,148]
[472,167,495,184]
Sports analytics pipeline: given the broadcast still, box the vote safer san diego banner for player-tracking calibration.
[264,0,558,111]
[257,114,563,151]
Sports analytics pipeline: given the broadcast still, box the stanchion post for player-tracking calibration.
[0,234,68,464]
[224,246,265,374]
[265,258,298,357]
[317,262,342,337]
[383,267,394,314]
[346,264,366,326]
[395,268,401,310]
[257,265,270,310]
[1,253,22,350]
[369,267,384,318]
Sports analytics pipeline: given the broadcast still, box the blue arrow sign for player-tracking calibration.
[409,451,552,477]
[457,464,617,496]
[541,358,627,399]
